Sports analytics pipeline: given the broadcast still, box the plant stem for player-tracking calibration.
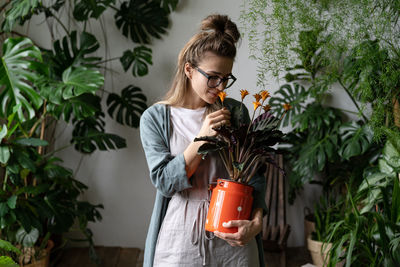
[47,9,69,35]
[218,150,232,179]
[43,144,71,158]
[338,78,368,122]
[0,0,11,12]
[29,110,47,137]
[95,57,121,65]
[2,169,8,191]
[109,5,120,12]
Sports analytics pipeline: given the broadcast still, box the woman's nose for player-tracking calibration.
[216,82,225,91]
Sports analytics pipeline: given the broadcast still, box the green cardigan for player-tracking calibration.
[139,98,267,267]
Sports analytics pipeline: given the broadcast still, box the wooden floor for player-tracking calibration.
[53,246,311,267]
[53,247,143,267]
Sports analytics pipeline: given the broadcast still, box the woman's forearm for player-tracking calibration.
[183,140,205,178]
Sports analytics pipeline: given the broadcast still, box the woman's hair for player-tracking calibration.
[159,14,240,109]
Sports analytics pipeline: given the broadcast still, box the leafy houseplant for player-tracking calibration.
[195,90,289,233]
[195,90,288,184]
[325,139,400,267]
[0,0,181,265]
[241,1,400,265]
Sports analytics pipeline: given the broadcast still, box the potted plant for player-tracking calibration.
[195,90,289,233]
[306,197,344,267]
[0,0,181,264]
[240,0,399,265]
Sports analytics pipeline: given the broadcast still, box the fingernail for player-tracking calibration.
[222,222,228,227]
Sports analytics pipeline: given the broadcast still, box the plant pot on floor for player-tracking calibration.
[307,236,332,267]
[205,179,253,233]
[21,240,54,267]
[304,207,315,246]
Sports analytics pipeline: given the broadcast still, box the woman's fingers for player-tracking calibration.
[213,219,258,247]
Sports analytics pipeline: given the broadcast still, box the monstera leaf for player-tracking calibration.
[50,31,101,77]
[107,86,147,128]
[114,0,169,44]
[269,83,308,127]
[292,104,342,139]
[293,127,340,177]
[73,0,115,21]
[156,0,179,13]
[72,115,126,153]
[339,121,374,160]
[1,0,41,32]
[59,66,104,100]
[120,46,152,77]
[0,37,44,122]
[47,93,101,122]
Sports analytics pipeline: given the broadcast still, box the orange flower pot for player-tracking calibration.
[205,179,253,233]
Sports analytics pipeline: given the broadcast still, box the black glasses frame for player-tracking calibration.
[194,66,237,89]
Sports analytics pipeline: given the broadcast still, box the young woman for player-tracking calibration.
[140,14,267,267]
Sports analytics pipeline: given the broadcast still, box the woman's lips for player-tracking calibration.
[208,91,218,98]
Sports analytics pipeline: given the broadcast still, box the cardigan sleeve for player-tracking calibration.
[140,106,192,197]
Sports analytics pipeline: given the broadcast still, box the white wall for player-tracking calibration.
[18,0,357,249]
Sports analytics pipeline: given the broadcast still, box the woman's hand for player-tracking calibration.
[197,108,231,138]
[213,208,263,247]
[184,108,231,178]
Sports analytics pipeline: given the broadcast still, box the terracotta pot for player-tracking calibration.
[23,240,54,267]
[205,179,253,233]
[307,236,332,267]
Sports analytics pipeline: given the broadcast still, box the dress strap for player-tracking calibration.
[190,199,214,266]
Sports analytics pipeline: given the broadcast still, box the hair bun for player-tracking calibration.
[200,14,240,43]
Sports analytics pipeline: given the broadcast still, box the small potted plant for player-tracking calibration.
[195,90,289,233]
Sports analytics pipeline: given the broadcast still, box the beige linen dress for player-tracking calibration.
[153,106,259,267]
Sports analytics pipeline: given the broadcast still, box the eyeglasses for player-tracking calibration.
[195,66,237,89]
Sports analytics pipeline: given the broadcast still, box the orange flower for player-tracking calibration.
[253,101,261,110]
[253,93,262,102]
[240,89,249,100]
[218,91,227,103]
[283,103,292,111]
[260,90,270,101]
[263,104,271,112]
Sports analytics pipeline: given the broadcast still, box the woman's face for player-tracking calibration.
[184,51,234,108]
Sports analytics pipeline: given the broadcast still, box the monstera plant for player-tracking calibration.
[0,0,180,265]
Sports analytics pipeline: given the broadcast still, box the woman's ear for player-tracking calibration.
[184,62,193,79]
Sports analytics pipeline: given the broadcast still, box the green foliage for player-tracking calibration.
[49,31,101,77]
[0,256,19,267]
[240,0,400,79]
[16,227,39,247]
[72,114,127,153]
[73,0,115,21]
[1,0,41,32]
[156,0,179,13]
[0,37,44,122]
[115,0,169,44]
[338,122,374,161]
[195,105,284,183]
[0,0,180,264]
[107,86,148,127]
[342,39,400,140]
[120,46,153,77]
[0,239,21,254]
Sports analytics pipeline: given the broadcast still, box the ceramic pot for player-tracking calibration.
[205,179,253,233]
